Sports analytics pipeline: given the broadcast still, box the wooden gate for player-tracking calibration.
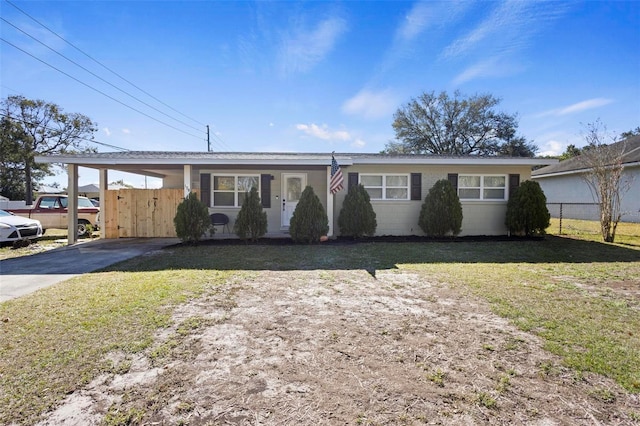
[104,189,188,238]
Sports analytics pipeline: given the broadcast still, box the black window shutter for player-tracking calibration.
[410,173,422,200]
[447,173,458,191]
[508,174,520,199]
[200,173,211,207]
[260,174,271,208]
[348,172,359,189]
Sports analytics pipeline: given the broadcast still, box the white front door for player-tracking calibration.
[281,173,306,227]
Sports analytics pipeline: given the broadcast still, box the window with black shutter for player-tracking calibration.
[261,174,271,208]
[447,173,458,191]
[348,172,359,189]
[410,173,422,200]
[508,174,520,199]
[200,173,211,207]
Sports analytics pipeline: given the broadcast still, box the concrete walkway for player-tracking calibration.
[0,238,179,302]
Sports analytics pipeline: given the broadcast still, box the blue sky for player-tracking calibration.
[2,0,639,187]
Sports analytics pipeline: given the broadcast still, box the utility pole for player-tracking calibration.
[207,125,211,152]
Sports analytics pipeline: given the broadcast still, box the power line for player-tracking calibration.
[4,0,208,130]
[1,37,207,142]
[1,16,207,136]
[0,111,130,151]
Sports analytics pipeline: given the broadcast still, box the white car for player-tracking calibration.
[0,209,43,244]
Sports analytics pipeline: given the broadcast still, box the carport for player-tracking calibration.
[35,152,195,244]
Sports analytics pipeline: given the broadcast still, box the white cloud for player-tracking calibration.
[442,1,570,84]
[122,128,131,135]
[538,139,565,157]
[278,16,347,76]
[557,98,614,115]
[102,127,112,137]
[342,89,398,120]
[296,123,351,141]
[536,98,614,117]
[351,138,366,149]
[398,2,432,41]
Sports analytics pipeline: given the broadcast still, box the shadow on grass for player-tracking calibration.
[103,235,640,275]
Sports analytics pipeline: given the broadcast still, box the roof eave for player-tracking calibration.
[35,154,556,167]
[352,157,557,165]
[34,156,354,167]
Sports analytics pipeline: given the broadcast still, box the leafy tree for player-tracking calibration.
[418,179,462,237]
[497,136,538,157]
[289,186,329,243]
[579,121,632,243]
[559,144,582,161]
[386,90,536,157]
[234,187,267,242]
[338,184,377,238]
[173,192,211,244]
[619,126,640,140]
[109,179,135,189]
[505,180,550,236]
[1,117,39,199]
[0,96,96,204]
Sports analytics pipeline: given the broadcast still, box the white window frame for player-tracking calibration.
[458,174,507,201]
[360,174,410,201]
[211,174,260,208]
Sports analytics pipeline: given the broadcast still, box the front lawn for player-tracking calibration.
[0,237,638,424]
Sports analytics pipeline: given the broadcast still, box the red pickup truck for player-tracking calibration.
[7,194,100,236]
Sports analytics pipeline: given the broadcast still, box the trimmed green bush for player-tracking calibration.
[419,179,463,237]
[173,192,211,244]
[338,184,377,238]
[505,180,550,236]
[234,187,267,242]
[289,186,329,243]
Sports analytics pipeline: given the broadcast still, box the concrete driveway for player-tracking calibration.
[0,238,179,302]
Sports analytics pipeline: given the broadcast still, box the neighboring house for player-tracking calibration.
[35,152,554,240]
[532,136,640,223]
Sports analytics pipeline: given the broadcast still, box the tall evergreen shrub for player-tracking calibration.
[338,184,377,238]
[505,180,550,236]
[234,187,267,242]
[419,179,463,237]
[173,192,211,244]
[289,186,329,243]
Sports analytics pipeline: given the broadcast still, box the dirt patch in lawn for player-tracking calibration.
[39,270,639,425]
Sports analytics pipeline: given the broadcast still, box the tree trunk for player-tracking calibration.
[24,161,33,205]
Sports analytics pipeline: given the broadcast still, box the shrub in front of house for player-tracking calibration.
[174,192,211,244]
[234,187,267,242]
[289,186,329,243]
[419,179,463,237]
[505,180,550,236]
[338,184,377,238]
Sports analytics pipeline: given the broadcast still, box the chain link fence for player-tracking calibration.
[546,202,640,235]
[546,203,599,235]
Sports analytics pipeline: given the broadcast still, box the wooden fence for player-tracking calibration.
[103,189,191,238]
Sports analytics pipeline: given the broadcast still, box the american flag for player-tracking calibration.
[330,154,344,194]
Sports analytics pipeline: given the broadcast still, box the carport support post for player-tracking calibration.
[183,165,192,197]
[67,164,78,245]
[99,168,108,239]
[326,165,334,237]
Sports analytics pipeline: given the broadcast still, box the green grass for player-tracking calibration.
[0,269,230,424]
[547,218,640,246]
[1,234,639,424]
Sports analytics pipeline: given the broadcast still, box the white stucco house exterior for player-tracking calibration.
[35,151,555,243]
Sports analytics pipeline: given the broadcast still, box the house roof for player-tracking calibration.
[532,135,640,178]
[34,151,556,179]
